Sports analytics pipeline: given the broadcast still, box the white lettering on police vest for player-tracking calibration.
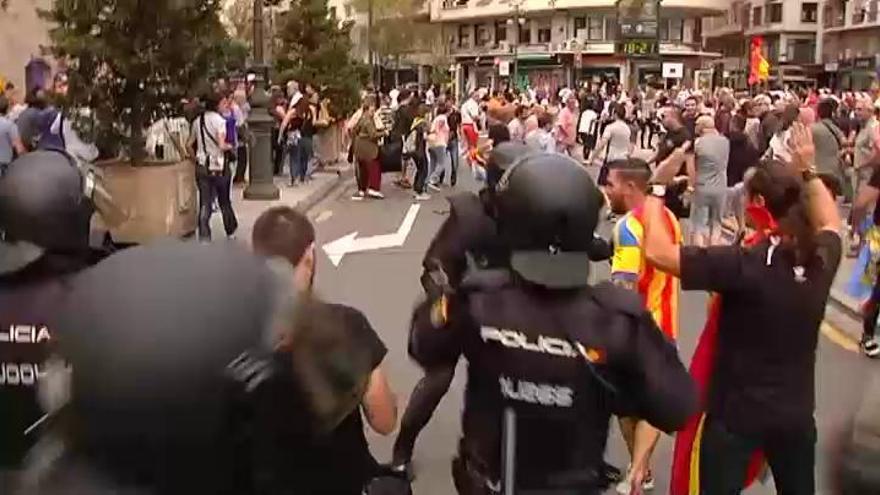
[499,376,573,407]
[481,326,580,358]
[0,363,46,387]
[0,325,52,344]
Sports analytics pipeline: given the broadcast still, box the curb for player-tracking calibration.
[295,165,355,213]
[829,289,862,325]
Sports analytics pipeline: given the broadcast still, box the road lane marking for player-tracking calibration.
[820,321,859,353]
[313,210,333,224]
[322,203,421,266]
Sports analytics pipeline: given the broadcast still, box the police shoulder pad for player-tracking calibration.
[588,281,644,319]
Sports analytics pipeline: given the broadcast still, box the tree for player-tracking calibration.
[40,0,233,160]
[274,0,368,118]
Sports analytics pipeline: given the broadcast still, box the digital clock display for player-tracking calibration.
[617,41,659,57]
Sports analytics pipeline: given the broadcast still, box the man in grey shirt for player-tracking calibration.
[811,99,846,200]
[0,95,26,175]
[690,115,729,246]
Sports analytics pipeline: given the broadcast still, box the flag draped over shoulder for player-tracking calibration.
[669,231,768,495]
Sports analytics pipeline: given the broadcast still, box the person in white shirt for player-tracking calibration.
[578,100,599,161]
[589,104,632,184]
[460,90,482,165]
[507,104,527,143]
[187,92,238,241]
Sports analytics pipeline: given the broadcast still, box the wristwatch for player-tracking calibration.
[647,184,667,198]
[801,167,819,182]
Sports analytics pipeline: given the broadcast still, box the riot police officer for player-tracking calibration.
[391,143,613,475]
[0,151,107,491]
[408,153,698,494]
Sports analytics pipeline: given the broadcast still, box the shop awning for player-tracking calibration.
[517,54,553,61]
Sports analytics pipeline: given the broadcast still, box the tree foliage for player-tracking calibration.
[40,0,233,160]
[274,0,368,118]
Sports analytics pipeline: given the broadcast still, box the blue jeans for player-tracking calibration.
[428,146,449,186]
[197,171,238,240]
[288,135,313,183]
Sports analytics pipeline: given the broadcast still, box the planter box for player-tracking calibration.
[95,159,197,244]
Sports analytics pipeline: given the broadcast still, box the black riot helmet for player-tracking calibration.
[494,153,604,288]
[485,141,533,191]
[0,151,92,275]
[24,241,292,494]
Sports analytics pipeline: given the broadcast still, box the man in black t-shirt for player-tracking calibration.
[649,107,693,218]
[251,206,397,494]
[644,123,842,494]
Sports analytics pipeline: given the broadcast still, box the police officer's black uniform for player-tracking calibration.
[408,154,698,494]
[0,152,103,488]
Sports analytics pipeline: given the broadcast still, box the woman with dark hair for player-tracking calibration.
[643,122,841,494]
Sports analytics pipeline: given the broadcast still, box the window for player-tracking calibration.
[767,3,782,22]
[662,18,683,41]
[788,38,815,63]
[801,2,817,22]
[574,16,586,33]
[537,24,551,43]
[753,6,763,25]
[742,5,751,28]
[458,24,471,48]
[766,37,779,63]
[588,16,603,40]
[476,24,491,47]
[519,22,531,43]
[693,18,702,43]
[329,6,337,19]
[495,22,507,45]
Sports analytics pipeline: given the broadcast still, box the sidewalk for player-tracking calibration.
[830,253,863,322]
[209,163,351,244]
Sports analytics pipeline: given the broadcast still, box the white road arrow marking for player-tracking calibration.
[323,204,421,267]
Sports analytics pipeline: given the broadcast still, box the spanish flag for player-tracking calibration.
[748,36,771,86]
[669,226,771,495]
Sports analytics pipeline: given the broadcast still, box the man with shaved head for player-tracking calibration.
[691,115,730,246]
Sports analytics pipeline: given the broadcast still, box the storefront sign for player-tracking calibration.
[499,61,510,76]
[662,62,684,79]
[824,62,839,72]
[854,57,875,70]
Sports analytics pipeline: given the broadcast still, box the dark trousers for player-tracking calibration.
[412,153,429,194]
[863,268,880,339]
[441,138,460,186]
[699,417,816,495]
[392,364,455,464]
[271,127,283,175]
[197,171,238,240]
[288,136,314,184]
[233,143,248,183]
[356,157,381,192]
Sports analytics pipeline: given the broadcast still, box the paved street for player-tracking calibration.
[281,164,878,495]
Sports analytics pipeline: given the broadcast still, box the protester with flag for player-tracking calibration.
[644,122,841,494]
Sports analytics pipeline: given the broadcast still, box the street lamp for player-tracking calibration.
[507,0,525,91]
[244,0,280,201]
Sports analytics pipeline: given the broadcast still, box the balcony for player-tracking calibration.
[433,0,725,22]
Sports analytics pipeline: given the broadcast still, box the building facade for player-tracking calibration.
[703,0,822,89]
[428,0,725,94]
[0,0,54,91]
[821,0,880,90]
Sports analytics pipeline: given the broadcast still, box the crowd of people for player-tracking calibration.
[357,80,880,361]
[3,69,880,495]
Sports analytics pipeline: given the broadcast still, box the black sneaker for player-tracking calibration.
[861,336,880,358]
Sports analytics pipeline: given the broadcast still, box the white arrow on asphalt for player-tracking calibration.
[322,203,421,267]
